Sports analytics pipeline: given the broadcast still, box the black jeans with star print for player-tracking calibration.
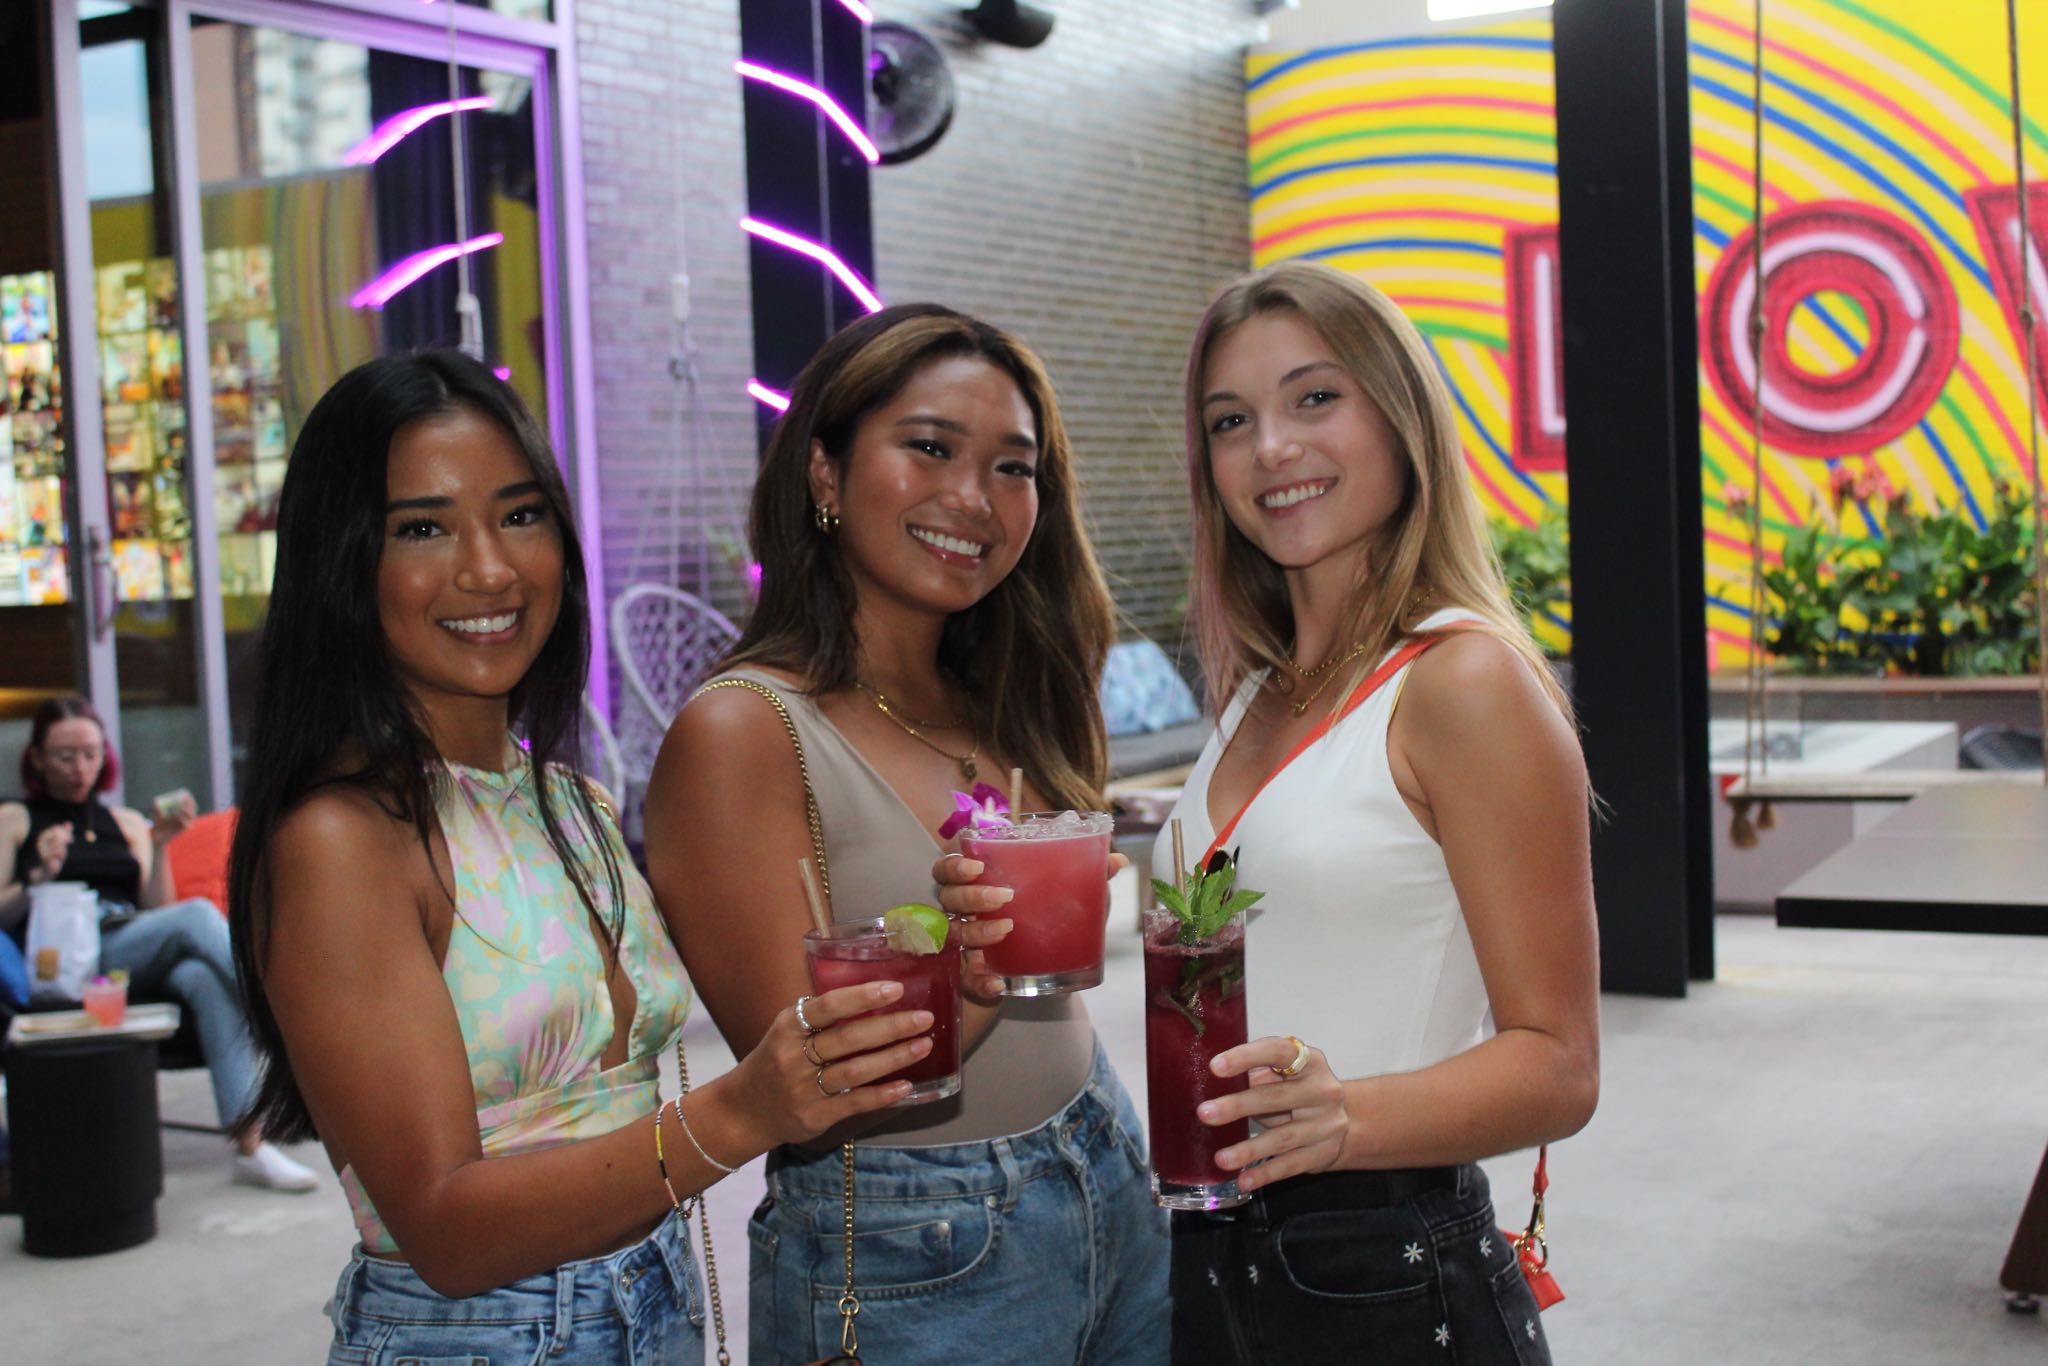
[1168,1164,1552,1365]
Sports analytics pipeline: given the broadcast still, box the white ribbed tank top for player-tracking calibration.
[1156,608,1492,1083]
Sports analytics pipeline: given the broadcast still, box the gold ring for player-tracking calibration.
[1275,1035,1311,1079]
[802,1034,826,1067]
[814,1067,837,1099]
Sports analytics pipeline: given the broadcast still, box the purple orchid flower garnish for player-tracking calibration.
[937,783,1012,841]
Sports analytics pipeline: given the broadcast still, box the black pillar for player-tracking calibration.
[1553,0,1713,996]
[739,0,874,444]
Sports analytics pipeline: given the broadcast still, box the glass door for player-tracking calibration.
[176,2,555,791]
[14,0,565,800]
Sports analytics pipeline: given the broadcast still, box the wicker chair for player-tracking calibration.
[609,584,742,787]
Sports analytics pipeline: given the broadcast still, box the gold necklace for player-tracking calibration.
[1291,640,1369,679]
[857,682,980,782]
[1286,641,1374,717]
[853,680,966,730]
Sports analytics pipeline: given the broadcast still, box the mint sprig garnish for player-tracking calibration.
[1151,850,1263,946]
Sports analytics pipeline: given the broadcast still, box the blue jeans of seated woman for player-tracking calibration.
[750,1046,1170,1366]
[98,897,257,1127]
[325,1209,705,1365]
[1169,1163,1552,1366]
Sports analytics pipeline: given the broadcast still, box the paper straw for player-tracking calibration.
[1009,766,1023,817]
[796,856,830,935]
[1170,818,1186,896]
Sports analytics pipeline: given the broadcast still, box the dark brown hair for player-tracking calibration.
[727,304,1116,808]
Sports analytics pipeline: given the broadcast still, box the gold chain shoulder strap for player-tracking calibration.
[689,677,863,1363]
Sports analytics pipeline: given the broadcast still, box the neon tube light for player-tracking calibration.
[736,61,881,165]
[834,0,874,23]
[350,232,504,310]
[740,218,883,314]
[747,380,792,412]
[342,96,495,166]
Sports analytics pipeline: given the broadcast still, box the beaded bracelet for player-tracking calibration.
[675,1095,740,1176]
[652,1100,683,1214]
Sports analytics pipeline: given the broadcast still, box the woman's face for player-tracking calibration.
[376,406,564,727]
[811,354,1042,620]
[1199,309,1409,581]
[31,717,105,803]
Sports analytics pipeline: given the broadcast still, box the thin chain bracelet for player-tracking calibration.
[674,1094,739,1175]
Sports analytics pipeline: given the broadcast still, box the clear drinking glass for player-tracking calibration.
[1142,905,1250,1210]
[802,916,963,1106]
[957,810,1113,995]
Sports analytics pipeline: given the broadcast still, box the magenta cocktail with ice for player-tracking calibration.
[958,810,1114,996]
[803,912,963,1106]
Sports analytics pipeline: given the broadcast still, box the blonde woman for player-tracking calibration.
[1156,262,1598,1364]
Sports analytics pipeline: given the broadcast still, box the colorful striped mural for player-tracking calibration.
[1246,1,2044,666]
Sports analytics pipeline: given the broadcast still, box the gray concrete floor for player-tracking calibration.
[5,914,2046,1363]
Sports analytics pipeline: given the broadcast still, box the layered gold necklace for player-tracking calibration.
[1286,641,1373,717]
[855,680,980,782]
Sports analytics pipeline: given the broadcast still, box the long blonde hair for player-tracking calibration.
[1183,261,1569,719]
[727,304,1116,809]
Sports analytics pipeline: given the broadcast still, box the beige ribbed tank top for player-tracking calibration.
[718,669,1095,1144]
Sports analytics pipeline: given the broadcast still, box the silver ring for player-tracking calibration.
[794,995,818,1033]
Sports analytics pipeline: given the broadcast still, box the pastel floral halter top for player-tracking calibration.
[340,753,690,1255]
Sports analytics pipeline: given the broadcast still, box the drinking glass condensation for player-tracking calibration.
[803,916,964,1106]
[1142,905,1249,1210]
[957,811,1114,995]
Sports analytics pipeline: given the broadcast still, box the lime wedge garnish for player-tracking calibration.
[882,903,949,956]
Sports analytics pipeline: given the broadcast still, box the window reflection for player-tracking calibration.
[186,19,546,770]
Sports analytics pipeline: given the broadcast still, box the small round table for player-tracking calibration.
[3,1003,179,1257]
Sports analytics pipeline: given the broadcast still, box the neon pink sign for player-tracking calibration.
[350,232,504,310]
[736,62,879,165]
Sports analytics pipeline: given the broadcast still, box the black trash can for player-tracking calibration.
[3,1034,164,1256]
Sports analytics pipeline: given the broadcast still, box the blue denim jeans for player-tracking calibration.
[325,1210,705,1364]
[98,897,257,1127]
[749,1046,1170,1365]
[1169,1164,1552,1366]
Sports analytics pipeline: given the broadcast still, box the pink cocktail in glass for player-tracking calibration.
[82,976,128,1029]
[958,811,1113,996]
[803,917,963,1106]
[1142,906,1249,1210]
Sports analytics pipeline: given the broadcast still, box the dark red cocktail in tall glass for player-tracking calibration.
[1142,906,1249,1209]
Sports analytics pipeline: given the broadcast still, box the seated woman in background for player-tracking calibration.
[0,694,318,1192]
[1159,262,1599,1364]
[230,350,927,1363]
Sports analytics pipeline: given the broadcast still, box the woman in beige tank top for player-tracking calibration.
[646,306,1168,1364]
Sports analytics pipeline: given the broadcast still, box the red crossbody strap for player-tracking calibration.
[1200,628,1468,865]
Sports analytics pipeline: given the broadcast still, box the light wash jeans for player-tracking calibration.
[97,897,257,1127]
[749,1045,1170,1366]
[325,1209,705,1364]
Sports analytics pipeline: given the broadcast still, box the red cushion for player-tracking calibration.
[165,808,236,915]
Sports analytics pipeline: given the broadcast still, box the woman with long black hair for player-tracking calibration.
[229,351,932,1362]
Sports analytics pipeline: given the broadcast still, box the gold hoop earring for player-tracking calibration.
[814,502,842,535]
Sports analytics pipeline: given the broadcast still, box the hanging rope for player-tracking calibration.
[445,1,482,360]
[1737,0,1771,835]
[2006,0,2047,781]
